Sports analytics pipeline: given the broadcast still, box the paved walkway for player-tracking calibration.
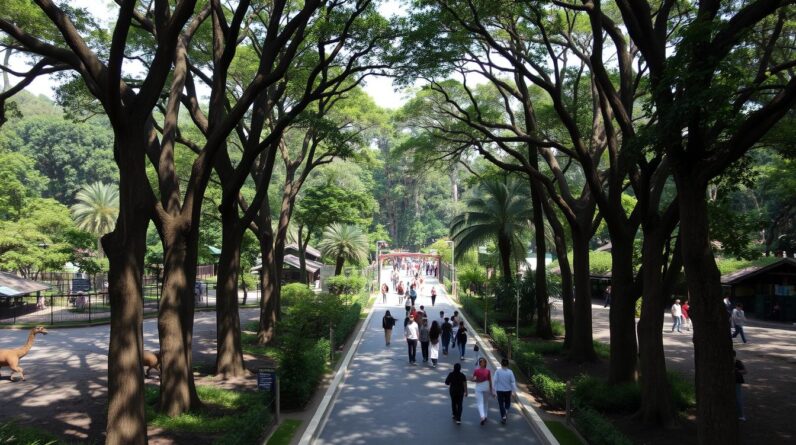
[316,272,543,445]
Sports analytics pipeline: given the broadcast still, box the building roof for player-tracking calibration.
[250,255,324,274]
[721,257,796,285]
[284,243,322,259]
[0,271,51,297]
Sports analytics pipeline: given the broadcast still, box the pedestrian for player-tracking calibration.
[382,310,396,347]
[441,317,452,355]
[397,281,405,305]
[409,284,418,307]
[405,296,412,317]
[603,285,611,308]
[682,299,692,331]
[494,358,517,424]
[670,299,683,333]
[438,310,445,327]
[732,303,748,343]
[472,357,494,425]
[451,311,460,348]
[420,319,431,363]
[381,283,389,304]
[456,321,468,360]
[429,321,441,367]
[734,350,747,421]
[445,363,468,424]
[431,287,437,306]
[417,305,426,322]
[405,315,419,365]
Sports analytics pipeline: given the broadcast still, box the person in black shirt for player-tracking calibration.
[445,363,468,424]
[382,311,396,347]
[441,317,453,355]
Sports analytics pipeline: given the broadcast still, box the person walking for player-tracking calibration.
[603,285,612,308]
[451,311,460,348]
[381,283,389,304]
[446,363,468,424]
[732,303,748,343]
[441,317,453,356]
[382,310,396,347]
[670,299,683,333]
[404,295,412,317]
[397,281,405,305]
[734,350,747,421]
[429,321,441,367]
[430,286,437,306]
[456,321,468,360]
[419,319,431,363]
[494,358,517,424]
[682,299,692,331]
[405,315,419,365]
[472,357,494,425]
[409,284,418,307]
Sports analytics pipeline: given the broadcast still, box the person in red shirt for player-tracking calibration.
[682,299,692,331]
[471,357,494,425]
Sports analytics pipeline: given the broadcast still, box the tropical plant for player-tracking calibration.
[318,223,369,275]
[450,177,532,281]
[70,182,119,254]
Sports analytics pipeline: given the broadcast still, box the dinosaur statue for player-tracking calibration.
[0,326,48,381]
[143,350,161,378]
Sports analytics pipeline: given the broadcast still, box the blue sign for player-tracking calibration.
[257,368,276,393]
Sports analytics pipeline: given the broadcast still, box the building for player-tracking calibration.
[250,244,325,287]
[721,257,796,322]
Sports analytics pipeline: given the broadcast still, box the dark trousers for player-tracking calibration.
[442,333,450,354]
[450,393,464,421]
[458,340,466,357]
[431,295,436,306]
[421,341,430,361]
[407,339,417,363]
[497,391,512,418]
[732,325,747,343]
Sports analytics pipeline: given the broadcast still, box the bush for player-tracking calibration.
[333,302,362,347]
[574,375,640,413]
[460,294,486,329]
[531,372,567,407]
[279,337,330,409]
[0,421,58,445]
[572,403,633,445]
[326,275,366,296]
[668,371,696,410]
[281,283,315,307]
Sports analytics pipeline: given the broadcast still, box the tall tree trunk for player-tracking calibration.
[608,235,639,383]
[570,224,596,362]
[543,201,573,347]
[335,256,345,275]
[258,224,278,345]
[104,136,150,445]
[531,180,552,339]
[637,227,677,426]
[497,234,513,283]
[676,176,737,444]
[298,225,307,283]
[215,210,246,378]
[158,224,200,416]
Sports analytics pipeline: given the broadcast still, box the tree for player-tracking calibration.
[318,223,369,275]
[0,148,47,220]
[70,182,119,254]
[450,177,531,283]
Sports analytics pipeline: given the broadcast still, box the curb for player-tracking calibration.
[295,297,376,445]
[444,290,560,445]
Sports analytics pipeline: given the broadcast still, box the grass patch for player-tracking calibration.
[265,419,301,445]
[0,421,60,445]
[592,340,610,359]
[145,385,271,444]
[544,421,583,445]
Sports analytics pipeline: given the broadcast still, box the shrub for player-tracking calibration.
[574,375,640,413]
[281,283,314,307]
[333,302,362,347]
[279,337,330,409]
[514,347,544,375]
[326,275,366,296]
[592,340,610,359]
[458,264,488,295]
[668,371,696,410]
[551,319,564,336]
[0,421,58,445]
[531,372,567,407]
[572,403,633,445]
[460,294,486,328]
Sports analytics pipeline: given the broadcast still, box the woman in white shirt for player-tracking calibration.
[494,358,517,424]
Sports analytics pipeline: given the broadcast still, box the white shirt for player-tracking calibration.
[732,308,745,326]
[405,321,419,340]
[494,367,517,392]
[671,303,682,317]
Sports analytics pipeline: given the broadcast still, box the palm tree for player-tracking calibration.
[450,177,532,281]
[318,223,369,275]
[70,182,119,255]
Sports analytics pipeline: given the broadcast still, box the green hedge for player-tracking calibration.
[572,403,633,445]
[574,376,640,413]
[531,372,567,407]
[326,275,366,296]
[281,283,315,307]
[279,337,330,409]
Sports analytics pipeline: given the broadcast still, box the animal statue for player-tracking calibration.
[0,326,48,381]
[143,350,161,378]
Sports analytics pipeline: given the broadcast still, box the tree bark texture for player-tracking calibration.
[258,225,279,345]
[569,225,596,362]
[531,180,552,339]
[607,236,639,383]
[104,135,150,445]
[675,177,738,444]
[215,212,246,378]
[158,224,201,416]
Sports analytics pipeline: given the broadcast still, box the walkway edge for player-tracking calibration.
[296,300,376,445]
[449,293,560,445]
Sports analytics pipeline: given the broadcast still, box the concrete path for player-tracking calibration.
[315,272,543,445]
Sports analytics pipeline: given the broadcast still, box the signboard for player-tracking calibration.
[257,367,276,393]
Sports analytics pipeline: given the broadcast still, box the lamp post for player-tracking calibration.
[376,240,386,292]
[446,240,456,299]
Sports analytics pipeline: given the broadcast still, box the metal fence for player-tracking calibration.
[0,279,263,326]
